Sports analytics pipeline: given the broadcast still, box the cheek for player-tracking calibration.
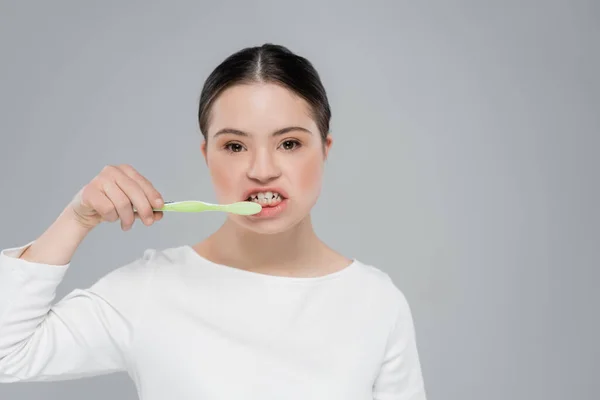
[207,156,240,201]
[292,151,325,196]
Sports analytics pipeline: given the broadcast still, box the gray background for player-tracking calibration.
[1,1,598,399]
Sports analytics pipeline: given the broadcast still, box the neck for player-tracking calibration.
[200,215,327,274]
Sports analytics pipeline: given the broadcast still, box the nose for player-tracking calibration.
[246,148,281,183]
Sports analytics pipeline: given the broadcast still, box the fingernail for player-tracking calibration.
[154,198,163,207]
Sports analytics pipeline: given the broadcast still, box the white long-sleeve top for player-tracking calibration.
[0,242,426,400]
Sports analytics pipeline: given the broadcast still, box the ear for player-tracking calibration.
[200,139,208,164]
[323,134,333,160]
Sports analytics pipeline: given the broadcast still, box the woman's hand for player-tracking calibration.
[68,164,164,231]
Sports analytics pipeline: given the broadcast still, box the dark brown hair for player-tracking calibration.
[198,43,331,142]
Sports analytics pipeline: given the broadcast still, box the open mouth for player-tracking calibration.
[246,191,285,207]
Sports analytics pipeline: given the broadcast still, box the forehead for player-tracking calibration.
[207,83,317,137]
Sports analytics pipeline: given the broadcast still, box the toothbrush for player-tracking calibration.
[136,201,262,215]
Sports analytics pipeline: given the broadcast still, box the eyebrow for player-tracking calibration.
[213,126,312,138]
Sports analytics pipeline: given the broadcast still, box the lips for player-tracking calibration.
[241,187,289,218]
[242,187,289,204]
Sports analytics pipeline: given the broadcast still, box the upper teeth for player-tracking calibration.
[248,191,281,203]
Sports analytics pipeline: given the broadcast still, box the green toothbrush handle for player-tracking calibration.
[152,201,261,215]
[157,201,216,212]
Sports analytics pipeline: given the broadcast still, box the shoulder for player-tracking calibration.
[350,259,415,317]
[88,245,192,294]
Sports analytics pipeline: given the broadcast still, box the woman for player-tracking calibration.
[0,44,427,399]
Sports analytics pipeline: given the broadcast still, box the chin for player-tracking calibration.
[230,203,309,235]
[237,220,296,235]
[230,216,299,235]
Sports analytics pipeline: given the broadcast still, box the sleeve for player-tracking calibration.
[372,287,427,400]
[0,242,155,383]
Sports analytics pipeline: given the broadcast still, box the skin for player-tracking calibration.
[192,82,352,277]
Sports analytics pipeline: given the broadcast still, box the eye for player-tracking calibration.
[279,139,301,151]
[224,142,245,153]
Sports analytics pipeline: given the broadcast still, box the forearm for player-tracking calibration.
[19,206,93,266]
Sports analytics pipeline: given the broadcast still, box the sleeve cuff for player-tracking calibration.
[0,241,70,280]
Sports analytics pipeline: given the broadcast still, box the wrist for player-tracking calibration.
[60,204,99,233]
[18,206,94,265]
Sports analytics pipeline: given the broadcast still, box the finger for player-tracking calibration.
[134,211,163,221]
[80,184,119,222]
[102,181,136,230]
[118,164,164,209]
[111,172,155,226]
[90,190,119,223]
[112,169,156,226]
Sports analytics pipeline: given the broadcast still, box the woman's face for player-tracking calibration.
[201,83,332,234]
